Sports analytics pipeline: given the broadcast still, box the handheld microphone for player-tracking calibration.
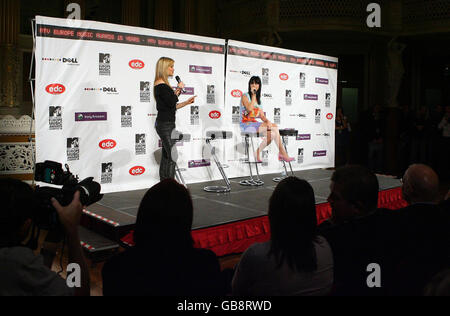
[175,76,186,93]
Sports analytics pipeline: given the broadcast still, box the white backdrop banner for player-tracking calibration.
[35,17,338,194]
[35,16,226,193]
[224,40,338,177]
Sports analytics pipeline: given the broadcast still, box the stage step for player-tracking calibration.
[78,226,120,263]
[81,202,137,242]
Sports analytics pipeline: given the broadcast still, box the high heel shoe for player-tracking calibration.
[278,154,295,163]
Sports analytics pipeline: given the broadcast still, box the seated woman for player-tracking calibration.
[102,179,226,296]
[232,177,334,296]
[240,76,294,162]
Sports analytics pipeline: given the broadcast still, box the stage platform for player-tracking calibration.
[78,169,406,261]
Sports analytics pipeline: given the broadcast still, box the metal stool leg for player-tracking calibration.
[273,136,293,183]
[240,134,264,187]
[204,139,231,193]
[175,163,186,187]
[240,135,253,186]
[250,135,264,186]
[283,136,295,177]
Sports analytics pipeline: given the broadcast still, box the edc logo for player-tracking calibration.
[231,90,243,98]
[279,73,289,81]
[46,84,66,95]
[326,113,334,120]
[99,139,117,150]
[129,166,145,176]
[209,111,221,119]
[129,60,145,69]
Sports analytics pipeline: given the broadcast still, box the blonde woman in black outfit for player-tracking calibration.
[154,57,196,180]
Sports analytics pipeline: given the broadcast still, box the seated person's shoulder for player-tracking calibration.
[0,247,72,296]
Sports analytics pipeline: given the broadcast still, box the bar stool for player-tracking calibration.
[240,131,264,186]
[203,131,233,193]
[273,129,298,183]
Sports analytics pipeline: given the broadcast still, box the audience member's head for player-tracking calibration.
[328,165,379,224]
[402,164,440,205]
[0,178,34,249]
[268,177,318,272]
[133,179,194,250]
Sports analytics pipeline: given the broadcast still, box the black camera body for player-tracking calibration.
[34,161,103,230]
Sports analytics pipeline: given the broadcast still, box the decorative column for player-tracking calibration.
[0,0,20,116]
[154,0,173,31]
[122,0,141,27]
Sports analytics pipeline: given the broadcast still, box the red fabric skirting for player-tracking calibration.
[121,187,407,257]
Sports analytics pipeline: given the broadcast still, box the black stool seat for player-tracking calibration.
[279,129,298,137]
[241,131,262,137]
[172,131,191,142]
[207,131,233,140]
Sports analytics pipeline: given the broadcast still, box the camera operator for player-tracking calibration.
[0,178,90,296]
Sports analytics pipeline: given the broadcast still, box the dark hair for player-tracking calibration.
[268,177,318,273]
[248,76,262,105]
[133,179,194,250]
[331,165,379,213]
[0,178,34,248]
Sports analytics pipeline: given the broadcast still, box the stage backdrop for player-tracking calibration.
[224,40,338,177]
[35,16,227,193]
[35,17,338,194]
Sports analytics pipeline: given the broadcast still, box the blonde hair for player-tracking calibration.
[155,57,174,86]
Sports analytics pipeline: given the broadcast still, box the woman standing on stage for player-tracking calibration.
[154,57,196,181]
[240,76,294,162]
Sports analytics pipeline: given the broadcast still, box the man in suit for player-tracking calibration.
[392,164,450,295]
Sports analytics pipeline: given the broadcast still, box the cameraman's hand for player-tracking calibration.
[51,191,83,236]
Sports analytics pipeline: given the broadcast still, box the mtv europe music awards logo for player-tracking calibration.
[298,148,304,164]
[121,106,132,128]
[191,106,199,126]
[315,109,321,124]
[140,82,151,103]
[262,68,269,85]
[101,163,113,184]
[207,85,216,105]
[325,93,331,107]
[49,106,62,130]
[274,108,281,124]
[286,90,292,106]
[67,138,80,161]
[299,73,306,89]
[135,134,146,155]
[232,106,240,124]
[99,53,111,76]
